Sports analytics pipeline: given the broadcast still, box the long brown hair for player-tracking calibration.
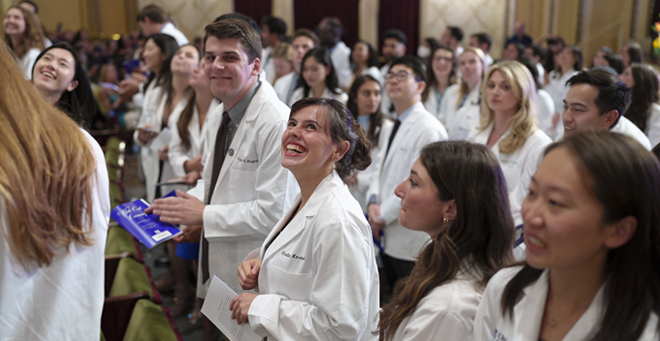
[347,74,386,146]
[626,63,659,133]
[502,131,660,341]
[175,44,202,151]
[422,44,456,102]
[378,141,515,341]
[0,39,96,269]
[3,6,45,58]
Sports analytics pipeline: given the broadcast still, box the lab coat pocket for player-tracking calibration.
[268,265,313,302]
[228,169,257,202]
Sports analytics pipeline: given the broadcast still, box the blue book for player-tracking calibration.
[110,191,182,248]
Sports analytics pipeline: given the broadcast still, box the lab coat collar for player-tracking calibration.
[514,268,606,340]
[260,172,344,261]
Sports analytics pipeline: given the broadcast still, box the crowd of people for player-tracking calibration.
[2,2,660,341]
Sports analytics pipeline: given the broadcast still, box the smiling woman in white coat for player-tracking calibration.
[289,48,349,106]
[474,131,660,341]
[377,141,514,341]
[231,98,380,340]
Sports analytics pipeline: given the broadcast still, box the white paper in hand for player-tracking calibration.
[201,275,262,341]
[149,127,173,152]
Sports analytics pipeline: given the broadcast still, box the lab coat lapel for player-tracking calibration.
[513,269,548,340]
[562,282,605,341]
[260,172,341,263]
[381,103,422,171]
[210,86,266,199]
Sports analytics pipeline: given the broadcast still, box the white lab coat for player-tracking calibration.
[645,103,660,147]
[448,102,481,141]
[18,47,41,80]
[439,82,481,130]
[273,71,297,106]
[262,46,277,85]
[289,87,349,106]
[473,266,660,341]
[246,171,379,341]
[133,82,188,202]
[367,102,448,261]
[168,98,221,178]
[536,89,556,136]
[332,41,353,89]
[555,115,652,150]
[349,119,394,212]
[423,84,448,119]
[192,81,299,297]
[0,129,110,340]
[469,124,551,231]
[391,268,482,341]
[160,22,189,46]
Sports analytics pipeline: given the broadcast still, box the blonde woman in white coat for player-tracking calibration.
[290,47,348,106]
[422,44,457,119]
[468,61,551,225]
[442,47,487,140]
[376,141,514,341]
[474,131,660,341]
[231,98,379,341]
[133,34,180,202]
[345,74,393,212]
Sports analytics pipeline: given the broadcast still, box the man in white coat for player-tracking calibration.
[136,4,189,46]
[380,30,408,118]
[147,19,298,297]
[318,17,352,90]
[367,56,448,292]
[273,29,319,106]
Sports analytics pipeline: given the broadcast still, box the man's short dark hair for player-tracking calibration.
[137,4,167,24]
[204,19,262,63]
[213,13,259,32]
[293,29,320,46]
[566,69,631,125]
[447,26,464,42]
[262,16,287,38]
[390,55,427,83]
[19,0,38,14]
[530,45,546,60]
[471,33,491,51]
[383,29,407,46]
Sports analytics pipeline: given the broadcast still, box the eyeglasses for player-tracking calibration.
[385,71,421,82]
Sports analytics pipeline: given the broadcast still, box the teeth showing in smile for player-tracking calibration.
[42,71,55,79]
[286,144,305,154]
[528,236,546,248]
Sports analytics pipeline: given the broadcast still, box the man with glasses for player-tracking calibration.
[367,56,448,298]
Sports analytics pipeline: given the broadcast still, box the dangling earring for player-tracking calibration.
[331,161,336,172]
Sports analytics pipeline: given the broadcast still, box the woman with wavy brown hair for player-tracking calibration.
[619,63,660,146]
[3,5,45,79]
[377,141,515,341]
[0,39,110,339]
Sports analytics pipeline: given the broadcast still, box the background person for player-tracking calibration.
[422,44,456,119]
[290,47,348,105]
[619,63,660,146]
[3,5,44,79]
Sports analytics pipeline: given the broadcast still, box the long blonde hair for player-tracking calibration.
[3,6,45,58]
[456,46,487,109]
[0,39,96,269]
[478,61,538,154]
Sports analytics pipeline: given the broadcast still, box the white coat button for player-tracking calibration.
[228,148,234,156]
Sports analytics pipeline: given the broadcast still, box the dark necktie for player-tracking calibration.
[384,119,402,160]
[202,111,231,283]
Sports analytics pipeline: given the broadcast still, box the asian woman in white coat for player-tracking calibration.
[290,48,349,105]
[347,40,385,91]
[345,74,393,212]
[441,47,487,140]
[422,44,457,119]
[619,63,660,147]
[377,141,514,341]
[133,34,179,202]
[231,98,380,340]
[467,61,552,227]
[474,131,660,341]
[545,46,583,138]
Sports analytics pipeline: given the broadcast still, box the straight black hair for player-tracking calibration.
[350,40,379,74]
[32,42,97,129]
[143,33,179,100]
[566,69,630,127]
[301,47,340,97]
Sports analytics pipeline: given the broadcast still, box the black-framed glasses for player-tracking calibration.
[385,71,421,82]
